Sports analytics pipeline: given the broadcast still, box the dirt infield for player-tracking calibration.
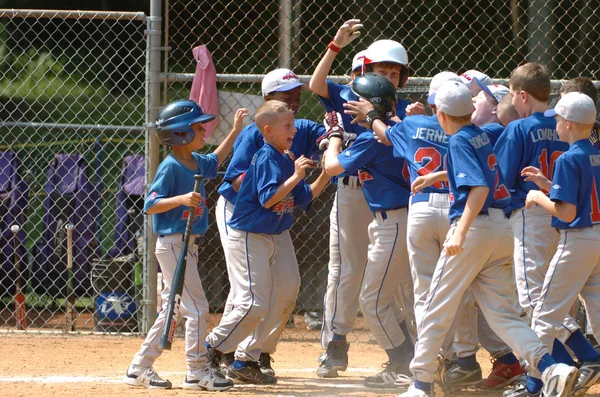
[1,334,599,397]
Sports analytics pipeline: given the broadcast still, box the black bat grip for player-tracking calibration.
[159,174,203,350]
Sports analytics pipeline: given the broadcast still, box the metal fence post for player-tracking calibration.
[144,0,163,334]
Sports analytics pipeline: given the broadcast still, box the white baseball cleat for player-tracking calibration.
[540,363,578,397]
[184,365,234,391]
[124,364,172,389]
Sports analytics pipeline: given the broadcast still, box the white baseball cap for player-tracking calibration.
[460,70,492,86]
[432,81,475,117]
[351,50,367,72]
[474,77,510,104]
[427,71,462,105]
[544,92,597,124]
[261,68,305,97]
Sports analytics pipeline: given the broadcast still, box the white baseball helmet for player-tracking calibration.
[364,39,409,66]
[351,50,367,72]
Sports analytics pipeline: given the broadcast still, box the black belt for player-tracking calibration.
[341,176,361,187]
[158,234,203,245]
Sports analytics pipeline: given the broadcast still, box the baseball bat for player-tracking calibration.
[159,174,204,350]
[65,223,75,332]
[10,224,27,330]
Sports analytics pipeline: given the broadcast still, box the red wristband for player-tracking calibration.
[328,41,341,53]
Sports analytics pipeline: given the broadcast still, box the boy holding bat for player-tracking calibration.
[124,99,247,390]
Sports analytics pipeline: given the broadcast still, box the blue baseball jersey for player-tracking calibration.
[337,132,411,212]
[145,152,218,235]
[385,114,450,194]
[480,123,504,147]
[228,143,313,234]
[218,119,324,204]
[549,139,600,229]
[447,125,511,222]
[494,113,569,212]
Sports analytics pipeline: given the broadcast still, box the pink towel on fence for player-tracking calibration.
[189,45,219,137]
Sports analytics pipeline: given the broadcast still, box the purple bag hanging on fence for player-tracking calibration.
[32,154,100,297]
[107,154,145,258]
[0,151,29,297]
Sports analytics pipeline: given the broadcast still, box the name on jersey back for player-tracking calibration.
[530,128,559,142]
[412,127,448,143]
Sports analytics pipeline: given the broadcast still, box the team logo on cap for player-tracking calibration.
[282,72,298,81]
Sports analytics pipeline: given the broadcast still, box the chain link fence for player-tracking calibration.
[0,10,147,334]
[2,1,599,342]
[164,0,600,342]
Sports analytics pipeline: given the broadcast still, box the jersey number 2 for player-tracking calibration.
[591,178,600,223]
[488,154,510,200]
[414,147,446,188]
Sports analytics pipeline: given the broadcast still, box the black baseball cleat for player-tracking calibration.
[316,340,349,378]
[444,361,482,388]
[220,352,234,375]
[226,361,277,384]
[259,353,275,376]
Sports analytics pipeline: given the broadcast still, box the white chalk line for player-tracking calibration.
[0,367,385,389]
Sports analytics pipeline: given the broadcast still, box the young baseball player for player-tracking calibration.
[397,80,579,397]
[494,64,583,394]
[309,19,414,378]
[124,100,247,391]
[497,93,521,128]
[559,77,600,151]
[447,77,525,389]
[522,91,600,397]
[206,100,329,385]
[362,71,522,390]
[459,69,493,97]
[215,67,325,375]
[472,78,510,146]
[323,72,414,388]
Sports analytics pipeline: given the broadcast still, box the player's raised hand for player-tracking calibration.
[293,155,317,179]
[405,102,427,117]
[180,191,203,207]
[232,108,249,134]
[521,166,551,192]
[343,99,374,125]
[333,19,363,48]
[444,231,465,256]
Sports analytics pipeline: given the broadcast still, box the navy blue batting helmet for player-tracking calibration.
[155,100,216,146]
[341,73,398,120]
